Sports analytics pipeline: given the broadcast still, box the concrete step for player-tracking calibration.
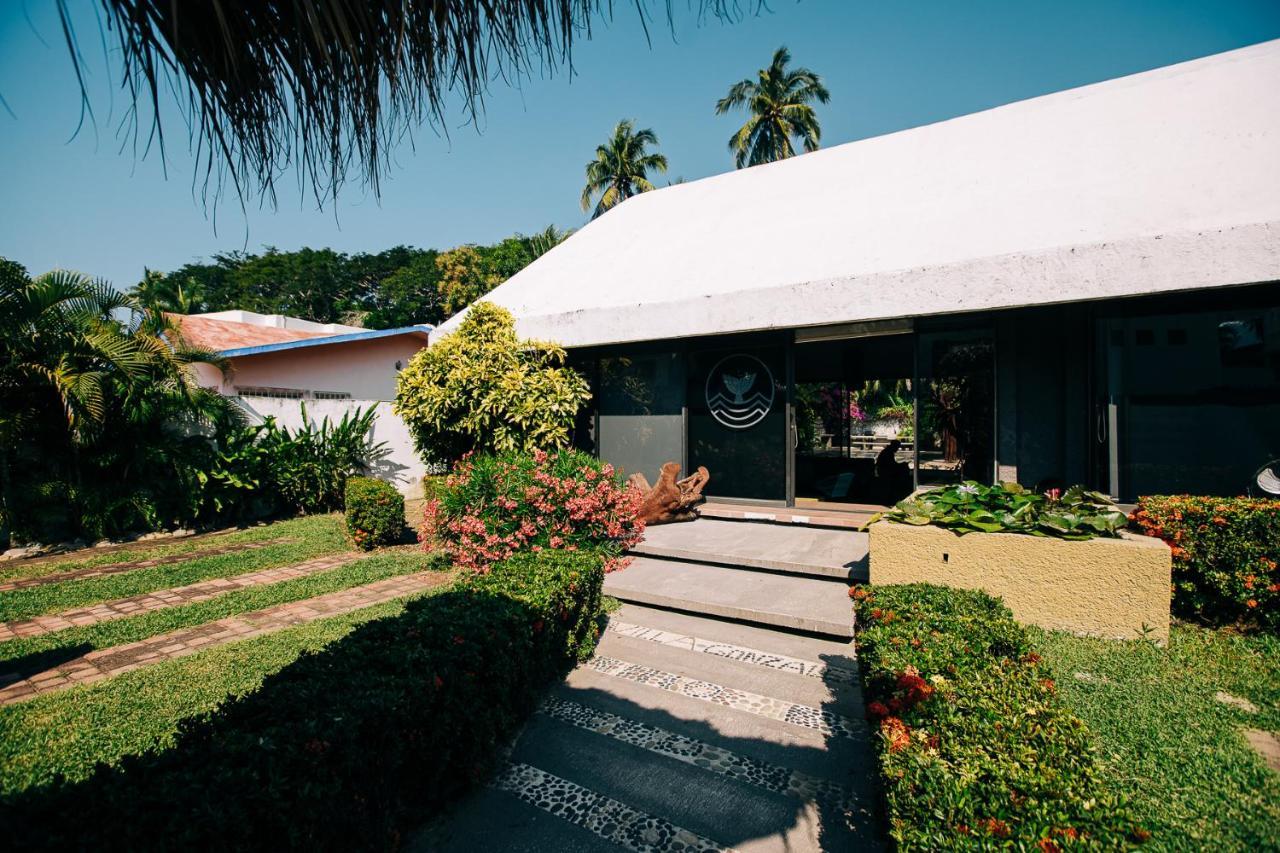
[604,557,854,638]
[700,502,875,530]
[631,518,868,581]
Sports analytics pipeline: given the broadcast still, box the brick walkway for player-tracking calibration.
[0,537,297,592]
[0,551,364,640]
[0,571,449,705]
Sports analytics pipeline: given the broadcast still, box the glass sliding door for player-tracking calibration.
[916,329,996,486]
[793,334,916,507]
[687,344,788,502]
[1095,300,1280,500]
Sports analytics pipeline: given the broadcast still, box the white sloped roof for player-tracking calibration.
[441,39,1280,347]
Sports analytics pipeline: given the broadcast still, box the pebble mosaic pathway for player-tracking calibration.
[0,537,297,592]
[586,655,864,740]
[494,762,732,853]
[0,552,365,640]
[540,697,853,810]
[607,620,858,685]
[0,571,447,705]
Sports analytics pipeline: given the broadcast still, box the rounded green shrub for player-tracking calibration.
[1131,495,1280,631]
[344,476,405,550]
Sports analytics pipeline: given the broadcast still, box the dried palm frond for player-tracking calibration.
[58,1,758,208]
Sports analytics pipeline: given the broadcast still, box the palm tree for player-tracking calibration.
[715,46,830,169]
[581,120,669,219]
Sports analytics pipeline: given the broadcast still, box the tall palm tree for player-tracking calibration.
[581,120,669,219]
[715,46,830,169]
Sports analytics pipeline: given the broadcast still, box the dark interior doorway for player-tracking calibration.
[793,334,916,507]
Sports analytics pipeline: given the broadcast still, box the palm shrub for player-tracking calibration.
[260,404,386,514]
[344,476,405,550]
[394,302,591,466]
[422,448,644,573]
[0,263,233,543]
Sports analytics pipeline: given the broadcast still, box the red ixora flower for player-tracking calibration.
[866,700,890,721]
[881,717,911,753]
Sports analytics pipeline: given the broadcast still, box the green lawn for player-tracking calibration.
[1035,624,1280,850]
[0,515,452,798]
[0,514,348,622]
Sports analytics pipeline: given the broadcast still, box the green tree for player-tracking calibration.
[715,46,829,169]
[0,264,230,542]
[580,120,669,219]
[131,268,208,314]
[364,251,443,328]
[394,302,591,465]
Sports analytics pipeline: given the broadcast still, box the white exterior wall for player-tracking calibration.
[199,336,425,402]
[232,397,428,497]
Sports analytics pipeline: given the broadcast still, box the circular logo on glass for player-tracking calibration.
[705,354,775,430]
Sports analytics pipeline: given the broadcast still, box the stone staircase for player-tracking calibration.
[416,516,878,852]
[606,518,868,639]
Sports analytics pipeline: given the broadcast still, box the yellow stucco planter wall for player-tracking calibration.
[868,521,1172,644]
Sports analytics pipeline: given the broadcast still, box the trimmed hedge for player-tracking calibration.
[344,476,405,550]
[2,549,605,851]
[853,584,1146,850]
[1130,495,1280,631]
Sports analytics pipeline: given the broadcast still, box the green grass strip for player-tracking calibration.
[0,550,440,674]
[0,586,448,796]
[0,514,346,584]
[0,516,350,622]
[1035,624,1280,849]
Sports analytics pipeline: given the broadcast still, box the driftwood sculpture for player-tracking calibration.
[628,462,710,525]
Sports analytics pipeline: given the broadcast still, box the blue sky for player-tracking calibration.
[1,0,1278,290]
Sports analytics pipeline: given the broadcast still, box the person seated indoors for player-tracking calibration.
[874,438,913,503]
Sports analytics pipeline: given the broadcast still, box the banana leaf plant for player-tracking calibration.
[868,481,1128,540]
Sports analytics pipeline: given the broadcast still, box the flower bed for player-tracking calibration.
[1131,495,1280,631]
[2,549,605,850]
[853,583,1147,850]
[422,448,644,572]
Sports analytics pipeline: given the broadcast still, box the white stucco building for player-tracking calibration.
[441,40,1280,506]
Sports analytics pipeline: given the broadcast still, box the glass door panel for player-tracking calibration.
[793,335,915,506]
[917,330,996,486]
[687,345,787,501]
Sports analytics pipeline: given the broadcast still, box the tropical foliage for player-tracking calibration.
[715,46,829,168]
[422,448,645,573]
[581,119,669,218]
[394,302,592,465]
[853,583,1146,849]
[1131,495,1280,631]
[135,232,560,327]
[0,262,231,542]
[0,258,389,545]
[876,482,1128,540]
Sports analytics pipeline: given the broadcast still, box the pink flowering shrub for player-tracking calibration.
[421,448,645,573]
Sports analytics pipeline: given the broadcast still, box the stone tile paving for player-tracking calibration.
[0,571,448,705]
[0,551,364,640]
[586,656,864,740]
[540,697,853,810]
[494,762,731,853]
[607,620,859,684]
[0,537,297,592]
